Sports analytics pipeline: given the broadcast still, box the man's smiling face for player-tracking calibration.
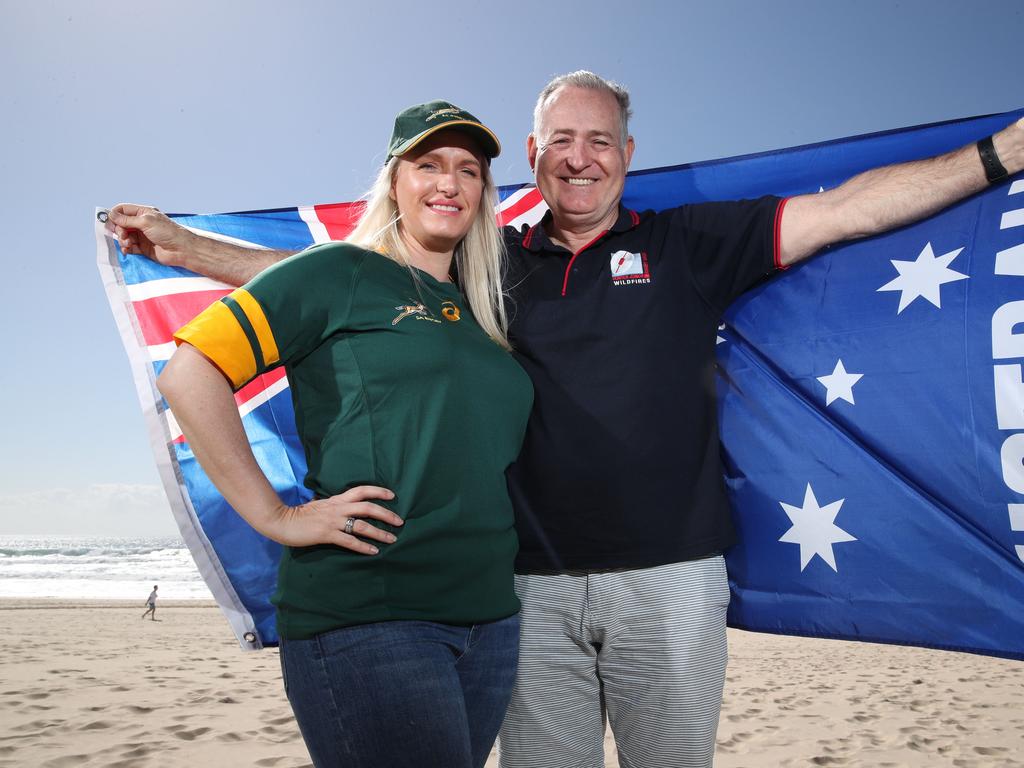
[528,85,635,237]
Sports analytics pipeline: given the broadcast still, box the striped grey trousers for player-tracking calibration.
[497,556,730,768]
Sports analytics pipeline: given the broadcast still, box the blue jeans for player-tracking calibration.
[279,615,520,768]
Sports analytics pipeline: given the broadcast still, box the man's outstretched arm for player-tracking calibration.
[779,117,1024,267]
[106,203,295,286]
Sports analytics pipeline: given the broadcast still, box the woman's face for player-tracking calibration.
[390,129,486,257]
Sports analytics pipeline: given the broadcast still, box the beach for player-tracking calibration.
[2,600,1021,768]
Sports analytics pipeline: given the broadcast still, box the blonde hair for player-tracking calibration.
[346,156,511,350]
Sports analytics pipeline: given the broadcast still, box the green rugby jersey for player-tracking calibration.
[175,242,533,639]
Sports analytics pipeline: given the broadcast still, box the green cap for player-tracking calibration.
[387,100,501,161]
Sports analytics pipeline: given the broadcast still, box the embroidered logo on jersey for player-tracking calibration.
[441,300,461,322]
[610,250,650,286]
[392,301,441,326]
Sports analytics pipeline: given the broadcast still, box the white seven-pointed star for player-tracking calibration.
[816,359,863,406]
[779,484,857,572]
[877,242,967,313]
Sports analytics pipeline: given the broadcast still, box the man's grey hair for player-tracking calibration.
[532,70,633,147]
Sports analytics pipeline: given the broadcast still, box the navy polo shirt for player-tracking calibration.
[504,198,786,571]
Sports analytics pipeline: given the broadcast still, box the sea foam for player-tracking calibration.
[0,536,213,599]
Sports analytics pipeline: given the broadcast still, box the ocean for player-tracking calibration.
[0,536,213,600]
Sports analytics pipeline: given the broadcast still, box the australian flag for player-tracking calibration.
[97,110,1024,659]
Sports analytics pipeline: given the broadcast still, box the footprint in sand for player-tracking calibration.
[40,755,90,767]
[718,731,754,748]
[973,746,1009,756]
[849,732,880,746]
[14,719,65,732]
[171,726,211,741]
[79,720,113,731]
[810,757,849,766]
[117,745,153,759]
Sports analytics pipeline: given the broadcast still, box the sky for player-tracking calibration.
[1,0,1021,536]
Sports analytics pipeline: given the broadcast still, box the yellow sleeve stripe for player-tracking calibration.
[173,300,257,389]
[230,289,280,368]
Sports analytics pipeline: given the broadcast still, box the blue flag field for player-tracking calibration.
[97,109,1024,659]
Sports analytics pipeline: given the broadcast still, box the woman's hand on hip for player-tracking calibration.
[273,486,403,554]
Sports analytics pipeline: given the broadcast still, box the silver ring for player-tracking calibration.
[343,518,355,535]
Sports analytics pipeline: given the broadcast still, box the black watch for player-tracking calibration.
[978,135,1009,184]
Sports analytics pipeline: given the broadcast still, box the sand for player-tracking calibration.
[1,600,1021,767]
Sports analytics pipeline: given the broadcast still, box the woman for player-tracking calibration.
[156,101,533,768]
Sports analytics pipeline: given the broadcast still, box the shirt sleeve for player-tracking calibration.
[174,242,365,390]
[674,196,786,314]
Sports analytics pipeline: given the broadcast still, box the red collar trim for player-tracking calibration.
[522,222,539,250]
[773,197,791,271]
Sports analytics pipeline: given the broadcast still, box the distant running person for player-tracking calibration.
[141,585,157,620]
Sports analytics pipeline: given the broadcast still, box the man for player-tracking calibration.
[109,73,1023,767]
[142,584,158,620]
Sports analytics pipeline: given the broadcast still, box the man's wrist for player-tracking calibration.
[989,119,1024,180]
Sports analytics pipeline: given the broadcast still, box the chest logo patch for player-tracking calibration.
[610,250,650,285]
[392,301,441,326]
[441,300,461,322]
